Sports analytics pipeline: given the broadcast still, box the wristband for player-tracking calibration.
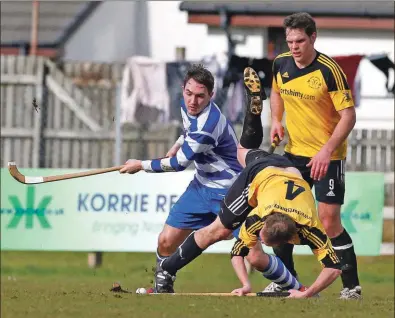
[141,160,153,172]
[176,135,185,146]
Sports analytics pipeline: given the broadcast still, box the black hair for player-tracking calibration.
[183,64,214,94]
[283,12,317,36]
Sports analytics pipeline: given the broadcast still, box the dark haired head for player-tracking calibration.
[260,213,298,246]
[283,12,317,37]
[183,64,214,94]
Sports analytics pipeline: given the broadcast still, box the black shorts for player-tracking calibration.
[218,149,294,230]
[283,152,345,205]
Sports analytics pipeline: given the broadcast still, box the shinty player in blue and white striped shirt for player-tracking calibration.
[120,64,243,293]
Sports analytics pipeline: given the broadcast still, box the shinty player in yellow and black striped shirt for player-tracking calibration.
[230,167,341,295]
[271,51,354,160]
[268,12,360,300]
[225,66,342,298]
[231,167,339,269]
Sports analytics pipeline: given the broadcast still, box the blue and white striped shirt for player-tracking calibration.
[145,101,242,190]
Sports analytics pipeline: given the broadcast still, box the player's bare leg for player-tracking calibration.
[319,202,362,299]
[159,218,232,277]
[154,225,193,293]
[194,218,233,248]
[154,221,230,293]
[160,217,304,293]
[157,225,192,256]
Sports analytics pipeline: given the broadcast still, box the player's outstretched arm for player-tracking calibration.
[230,235,254,296]
[119,156,179,174]
[120,136,184,174]
[289,267,341,298]
[231,255,252,296]
[120,130,215,174]
[288,237,342,298]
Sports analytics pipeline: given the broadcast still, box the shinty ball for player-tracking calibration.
[136,287,147,294]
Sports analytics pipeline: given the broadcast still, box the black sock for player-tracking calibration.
[331,229,360,289]
[273,243,298,277]
[161,232,204,276]
[239,110,263,149]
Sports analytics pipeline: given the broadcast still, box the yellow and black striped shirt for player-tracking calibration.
[230,167,340,268]
[272,51,354,159]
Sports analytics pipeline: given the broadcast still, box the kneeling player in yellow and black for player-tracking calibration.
[158,67,341,298]
[228,152,341,297]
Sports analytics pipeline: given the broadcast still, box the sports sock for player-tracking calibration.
[272,243,298,277]
[331,229,360,289]
[261,254,302,290]
[239,110,263,149]
[161,232,204,276]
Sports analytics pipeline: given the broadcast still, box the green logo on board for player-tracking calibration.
[7,187,52,229]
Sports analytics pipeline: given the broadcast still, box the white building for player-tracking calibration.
[62,1,394,129]
[2,1,392,128]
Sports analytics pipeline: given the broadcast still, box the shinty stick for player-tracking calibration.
[8,162,124,185]
[8,135,281,185]
[147,291,290,297]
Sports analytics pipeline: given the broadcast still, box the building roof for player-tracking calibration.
[0,1,99,46]
[179,1,395,18]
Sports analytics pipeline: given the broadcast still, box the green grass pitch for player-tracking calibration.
[1,251,394,318]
